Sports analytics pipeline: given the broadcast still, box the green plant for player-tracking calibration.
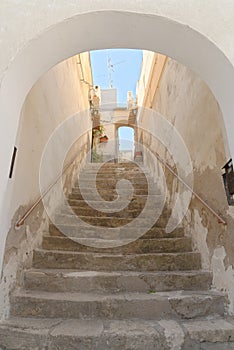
[92,148,103,163]
[148,289,156,294]
[93,124,105,137]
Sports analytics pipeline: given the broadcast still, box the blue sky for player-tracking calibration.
[90,49,142,151]
[118,126,134,151]
[90,49,143,105]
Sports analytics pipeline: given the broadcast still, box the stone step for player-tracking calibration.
[42,236,192,253]
[24,269,212,293]
[84,162,144,169]
[53,213,172,228]
[81,166,148,171]
[76,178,151,186]
[32,249,201,271]
[59,205,168,218]
[10,289,226,320]
[72,185,153,192]
[1,317,234,350]
[71,187,159,195]
[79,173,150,180]
[71,184,155,196]
[68,191,159,201]
[67,197,152,209]
[49,223,185,239]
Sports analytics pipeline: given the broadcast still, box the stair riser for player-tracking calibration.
[0,330,48,350]
[75,183,152,190]
[76,178,151,185]
[49,224,184,239]
[24,271,212,293]
[54,214,171,228]
[68,191,160,201]
[42,236,192,254]
[81,167,148,172]
[58,204,170,220]
[59,206,169,219]
[85,163,142,167]
[72,188,156,194]
[68,198,149,209]
[10,294,225,320]
[80,175,149,182]
[0,328,165,350]
[33,251,201,271]
[68,193,152,201]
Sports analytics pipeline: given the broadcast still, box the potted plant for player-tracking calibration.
[93,125,103,138]
[99,134,108,143]
[93,124,108,143]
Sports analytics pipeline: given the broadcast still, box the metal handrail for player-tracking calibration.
[15,147,226,228]
[15,153,80,229]
[155,152,227,225]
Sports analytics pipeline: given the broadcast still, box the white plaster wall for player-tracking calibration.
[11,54,91,214]
[138,55,234,313]
[0,53,92,319]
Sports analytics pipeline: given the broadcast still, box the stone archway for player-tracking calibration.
[0,6,234,273]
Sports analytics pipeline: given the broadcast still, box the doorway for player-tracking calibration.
[117,126,134,162]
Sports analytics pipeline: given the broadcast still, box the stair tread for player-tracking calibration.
[25,268,211,276]
[43,235,190,242]
[13,288,225,301]
[42,235,192,252]
[1,316,234,350]
[35,248,196,256]
[1,316,234,341]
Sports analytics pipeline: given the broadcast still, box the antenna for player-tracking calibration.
[107,53,125,88]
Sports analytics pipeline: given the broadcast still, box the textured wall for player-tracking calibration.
[0,53,92,319]
[138,55,234,313]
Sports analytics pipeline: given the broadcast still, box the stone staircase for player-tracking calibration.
[1,162,234,349]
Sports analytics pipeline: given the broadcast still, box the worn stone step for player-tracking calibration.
[0,317,164,350]
[84,162,144,169]
[68,190,160,201]
[54,213,172,228]
[78,171,150,180]
[59,206,171,221]
[32,249,201,271]
[76,178,151,186]
[2,317,234,350]
[10,289,226,320]
[24,269,212,293]
[71,187,158,195]
[81,164,147,171]
[49,223,185,239]
[1,316,234,350]
[67,197,151,209]
[42,236,192,253]
[59,205,167,218]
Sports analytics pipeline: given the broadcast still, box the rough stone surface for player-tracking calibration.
[24,269,212,293]
[42,235,192,254]
[1,163,233,349]
[10,290,226,320]
[32,249,202,271]
[183,318,234,342]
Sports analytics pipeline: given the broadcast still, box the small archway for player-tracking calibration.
[117,125,135,162]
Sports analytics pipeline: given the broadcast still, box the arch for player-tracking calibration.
[0,9,234,271]
[117,126,135,159]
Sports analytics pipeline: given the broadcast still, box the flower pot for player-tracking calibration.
[99,136,108,143]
